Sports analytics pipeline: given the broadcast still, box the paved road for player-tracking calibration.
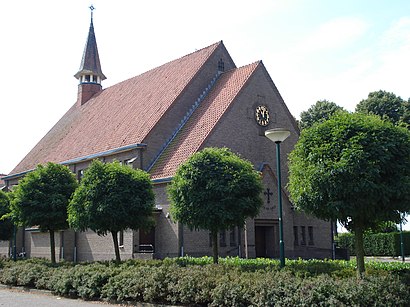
[0,288,125,307]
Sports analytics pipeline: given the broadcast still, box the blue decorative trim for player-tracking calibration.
[152,177,173,184]
[147,72,222,172]
[60,143,146,165]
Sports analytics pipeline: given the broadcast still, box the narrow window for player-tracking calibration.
[77,169,84,181]
[308,226,314,245]
[118,231,124,247]
[85,75,91,82]
[301,226,306,245]
[293,226,299,246]
[219,231,226,247]
[229,228,236,247]
[218,58,225,72]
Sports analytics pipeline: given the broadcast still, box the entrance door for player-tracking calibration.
[254,220,278,258]
[255,226,267,257]
[139,228,155,252]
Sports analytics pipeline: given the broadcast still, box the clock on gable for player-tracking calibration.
[255,105,270,127]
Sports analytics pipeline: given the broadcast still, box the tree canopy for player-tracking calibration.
[299,100,345,130]
[68,160,155,263]
[288,112,410,276]
[356,90,408,126]
[168,147,263,263]
[10,163,78,263]
[0,190,13,241]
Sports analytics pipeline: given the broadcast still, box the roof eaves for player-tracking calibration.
[152,177,173,184]
[3,143,147,181]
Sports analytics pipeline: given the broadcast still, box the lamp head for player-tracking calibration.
[265,128,290,143]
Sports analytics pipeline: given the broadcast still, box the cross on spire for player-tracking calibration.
[89,5,95,22]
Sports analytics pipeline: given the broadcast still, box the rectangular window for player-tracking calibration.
[293,226,299,246]
[229,228,236,246]
[301,226,306,245]
[308,226,314,245]
[77,169,84,181]
[219,231,226,247]
[118,231,124,247]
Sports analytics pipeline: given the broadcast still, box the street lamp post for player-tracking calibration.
[265,128,290,268]
[399,212,405,262]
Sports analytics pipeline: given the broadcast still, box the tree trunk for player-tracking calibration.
[212,231,219,264]
[354,223,365,278]
[111,231,121,263]
[49,230,56,264]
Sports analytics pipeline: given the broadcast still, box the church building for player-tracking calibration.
[1,12,332,261]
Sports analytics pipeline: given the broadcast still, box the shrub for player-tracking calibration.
[338,231,410,256]
[0,257,409,306]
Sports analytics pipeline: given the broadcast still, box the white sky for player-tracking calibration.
[1,1,410,230]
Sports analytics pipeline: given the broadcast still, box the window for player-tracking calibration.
[308,226,314,245]
[77,169,84,181]
[209,232,213,247]
[301,226,306,245]
[229,228,236,246]
[118,231,124,247]
[218,58,225,72]
[293,226,299,246]
[85,75,91,82]
[219,231,226,247]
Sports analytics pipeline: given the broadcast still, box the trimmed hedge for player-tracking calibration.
[338,231,410,257]
[0,257,409,306]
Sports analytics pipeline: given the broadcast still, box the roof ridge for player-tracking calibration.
[112,41,223,88]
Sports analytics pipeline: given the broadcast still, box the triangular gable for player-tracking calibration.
[259,162,292,205]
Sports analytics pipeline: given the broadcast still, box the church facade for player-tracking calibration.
[1,15,332,261]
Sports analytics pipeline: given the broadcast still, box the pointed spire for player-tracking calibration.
[75,5,106,106]
[74,5,106,83]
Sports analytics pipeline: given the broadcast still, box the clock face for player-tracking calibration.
[255,105,270,126]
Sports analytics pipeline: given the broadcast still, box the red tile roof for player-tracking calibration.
[0,174,5,187]
[10,42,221,175]
[150,61,260,180]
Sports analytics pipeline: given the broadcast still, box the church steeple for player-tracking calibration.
[75,6,106,106]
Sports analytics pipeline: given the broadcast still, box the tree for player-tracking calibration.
[0,191,13,241]
[10,163,78,263]
[355,90,407,125]
[288,112,410,277]
[68,160,155,263]
[299,100,345,130]
[168,147,263,264]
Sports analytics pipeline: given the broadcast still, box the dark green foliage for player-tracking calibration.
[68,160,155,263]
[356,90,408,126]
[0,257,409,306]
[288,112,410,275]
[0,191,13,240]
[10,163,78,263]
[338,232,410,257]
[299,99,346,130]
[168,147,263,263]
[11,163,77,231]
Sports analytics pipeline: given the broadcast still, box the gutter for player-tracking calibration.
[2,143,147,181]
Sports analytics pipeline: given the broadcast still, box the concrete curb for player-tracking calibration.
[0,284,179,307]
